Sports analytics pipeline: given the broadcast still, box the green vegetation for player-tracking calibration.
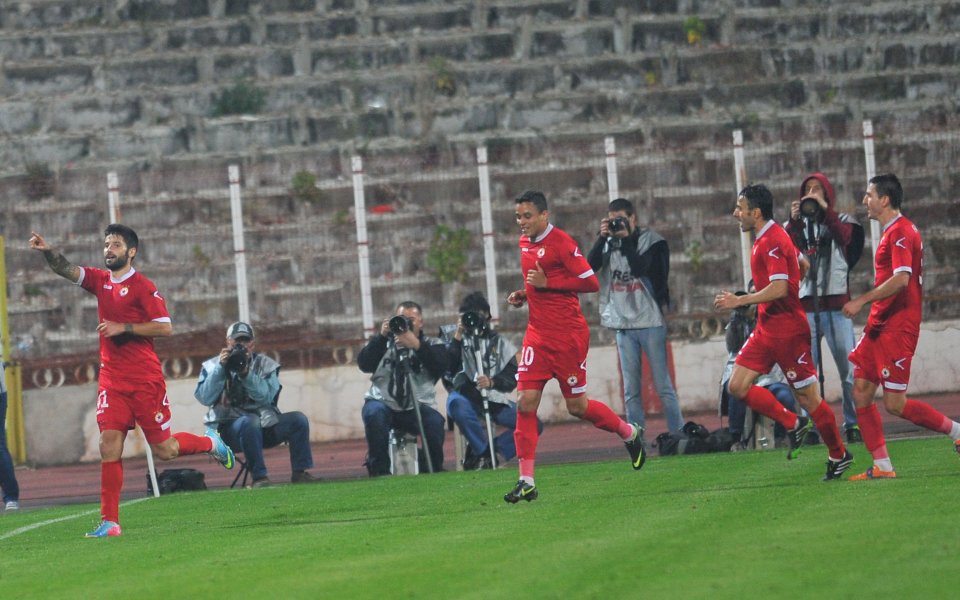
[212,79,267,117]
[685,239,703,272]
[426,224,472,283]
[683,16,706,45]
[290,170,322,204]
[1,438,957,598]
[428,56,456,96]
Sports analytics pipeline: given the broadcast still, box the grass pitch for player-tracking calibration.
[2,437,957,599]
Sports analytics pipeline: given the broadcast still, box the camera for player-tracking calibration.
[461,310,487,336]
[225,343,249,373]
[388,315,413,336]
[799,196,822,219]
[608,216,629,234]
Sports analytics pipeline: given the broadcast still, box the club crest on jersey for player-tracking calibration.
[566,374,578,386]
[154,412,164,423]
[882,367,890,378]
[785,369,797,381]
[120,287,129,297]
[537,247,545,258]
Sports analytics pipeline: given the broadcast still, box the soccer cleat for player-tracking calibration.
[504,480,538,504]
[822,449,854,481]
[204,427,235,470]
[848,466,897,481]
[625,423,646,470]
[786,416,812,460]
[954,439,960,456]
[85,520,122,538]
[4,500,19,511]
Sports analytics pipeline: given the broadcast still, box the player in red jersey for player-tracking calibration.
[842,174,960,480]
[30,225,235,538]
[503,191,645,504]
[714,184,852,481]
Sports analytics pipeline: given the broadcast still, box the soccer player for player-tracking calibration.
[714,184,852,481]
[503,190,645,504]
[842,174,960,479]
[30,226,235,538]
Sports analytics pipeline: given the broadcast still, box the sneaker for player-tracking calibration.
[462,446,484,471]
[845,426,863,444]
[4,500,19,511]
[291,471,322,484]
[204,427,235,470]
[822,450,854,481]
[624,424,646,470]
[503,480,538,504]
[786,416,812,460]
[85,520,122,538]
[250,478,271,488]
[849,466,897,481]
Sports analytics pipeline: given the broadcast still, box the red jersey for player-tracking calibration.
[751,221,808,337]
[520,224,599,336]
[867,214,923,335]
[79,267,170,383]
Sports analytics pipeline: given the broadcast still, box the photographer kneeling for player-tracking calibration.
[357,301,449,476]
[441,292,542,469]
[195,322,319,487]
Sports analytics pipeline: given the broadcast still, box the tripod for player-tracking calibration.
[805,218,827,399]
[391,342,434,473]
[463,332,498,469]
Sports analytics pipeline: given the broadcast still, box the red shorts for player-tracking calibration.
[735,327,817,389]
[96,377,172,444]
[849,329,917,392]
[516,327,589,397]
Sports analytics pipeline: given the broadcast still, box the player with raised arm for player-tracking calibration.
[30,225,235,538]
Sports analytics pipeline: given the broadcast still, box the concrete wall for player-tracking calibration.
[21,319,960,466]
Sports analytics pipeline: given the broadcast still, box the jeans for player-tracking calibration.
[616,326,684,433]
[446,391,542,461]
[219,411,314,481]
[807,309,857,429]
[727,382,796,440]
[361,399,445,476]
[0,391,20,504]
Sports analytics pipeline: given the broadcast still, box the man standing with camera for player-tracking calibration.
[441,291,541,470]
[786,173,863,443]
[195,321,319,487]
[587,197,684,442]
[357,301,450,476]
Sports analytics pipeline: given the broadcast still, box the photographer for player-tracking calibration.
[440,292,542,470]
[587,197,684,442]
[357,301,450,476]
[785,173,863,443]
[194,322,318,487]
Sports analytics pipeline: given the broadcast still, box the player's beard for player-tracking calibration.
[105,251,130,272]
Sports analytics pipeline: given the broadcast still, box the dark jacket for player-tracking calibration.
[587,228,671,310]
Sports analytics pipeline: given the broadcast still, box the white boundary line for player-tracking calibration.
[0,497,151,541]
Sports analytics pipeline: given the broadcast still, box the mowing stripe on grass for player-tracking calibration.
[0,497,150,541]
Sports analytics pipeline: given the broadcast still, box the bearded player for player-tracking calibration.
[30,225,234,538]
[714,184,852,481]
[503,191,645,504]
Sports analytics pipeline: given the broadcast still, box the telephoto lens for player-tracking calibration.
[225,344,249,373]
[608,216,628,233]
[388,315,411,335]
[461,311,485,335]
[799,196,822,218]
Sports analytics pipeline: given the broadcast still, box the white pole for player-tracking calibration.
[604,136,619,202]
[476,146,500,324]
[862,120,880,275]
[107,171,121,223]
[228,165,250,323]
[732,130,752,288]
[352,156,375,337]
[145,440,160,498]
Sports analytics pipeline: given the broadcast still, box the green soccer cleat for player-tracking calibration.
[625,424,646,470]
[504,480,538,504]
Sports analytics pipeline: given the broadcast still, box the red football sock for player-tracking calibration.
[742,386,797,429]
[810,401,846,460]
[582,399,634,439]
[101,460,123,523]
[856,404,889,460]
[901,399,953,434]
[173,431,213,455]
[515,410,540,479]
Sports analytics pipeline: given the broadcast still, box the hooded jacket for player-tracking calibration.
[785,172,858,311]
